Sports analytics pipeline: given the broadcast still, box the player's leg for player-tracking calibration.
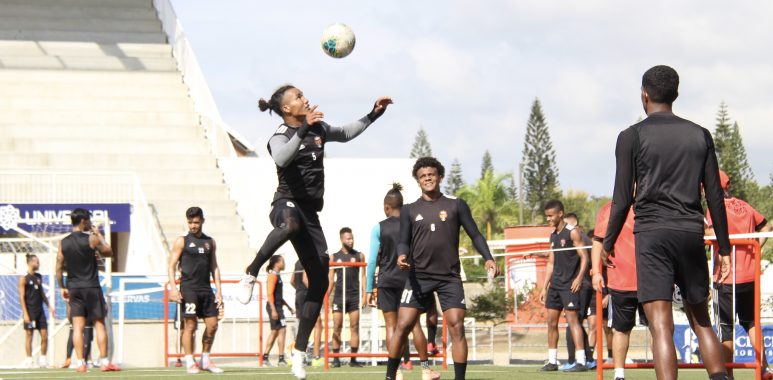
[239,202,301,303]
[386,306,421,380]
[277,325,287,366]
[348,309,362,366]
[71,316,86,367]
[331,310,343,366]
[642,300,676,379]
[564,309,587,370]
[199,316,223,373]
[24,328,33,361]
[264,329,278,363]
[716,284,735,376]
[444,308,468,380]
[610,291,636,379]
[312,317,323,365]
[542,301,562,372]
[383,310,397,348]
[181,316,198,373]
[426,301,439,355]
[39,327,49,367]
[83,325,93,363]
[63,326,74,367]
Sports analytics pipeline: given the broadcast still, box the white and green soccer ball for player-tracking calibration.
[321,23,355,59]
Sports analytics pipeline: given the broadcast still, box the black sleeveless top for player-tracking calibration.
[61,232,100,289]
[376,217,407,289]
[180,233,213,292]
[268,123,327,211]
[24,273,44,313]
[549,226,581,290]
[332,249,362,301]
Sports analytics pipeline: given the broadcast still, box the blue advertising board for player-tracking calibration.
[674,324,773,363]
[0,203,131,233]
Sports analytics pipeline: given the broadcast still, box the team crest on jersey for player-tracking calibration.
[439,210,448,221]
[314,136,323,147]
[204,242,210,250]
[560,239,567,247]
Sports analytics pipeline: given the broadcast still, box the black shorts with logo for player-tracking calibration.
[635,229,709,304]
[332,295,359,313]
[69,287,106,320]
[23,309,47,330]
[181,289,218,319]
[402,276,465,312]
[545,287,580,311]
[377,287,402,312]
[609,289,648,333]
[715,282,754,342]
[586,287,609,319]
[266,305,287,330]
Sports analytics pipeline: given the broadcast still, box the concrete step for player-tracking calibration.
[0,41,171,58]
[137,170,226,186]
[0,55,176,71]
[0,96,191,112]
[0,0,154,8]
[0,4,158,20]
[0,30,166,44]
[0,70,182,85]
[0,110,198,125]
[0,17,161,33]
[0,83,187,98]
[0,138,210,155]
[150,200,239,216]
[0,153,217,170]
[0,125,203,140]
[161,222,248,237]
[144,184,231,201]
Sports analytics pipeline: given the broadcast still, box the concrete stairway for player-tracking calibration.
[0,0,253,273]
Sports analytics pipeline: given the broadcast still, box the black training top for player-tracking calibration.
[268,123,327,211]
[269,270,284,308]
[398,194,494,282]
[61,232,100,289]
[293,261,307,302]
[332,249,362,301]
[179,233,214,292]
[23,273,44,314]
[376,216,406,289]
[604,112,731,255]
[549,225,581,291]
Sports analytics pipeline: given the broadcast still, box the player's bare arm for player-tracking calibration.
[539,251,554,304]
[591,240,606,293]
[55,241,68,300]
[89,224,113,257]
[210,239,222,305]
[167,236,185,303]
[18,276,29,323]
[359,251,367,306]
[570,229,588,293]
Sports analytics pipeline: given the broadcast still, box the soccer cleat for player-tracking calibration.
[396,369,404,380]
[175,358,183,367]
[762,370,773,380]
[539,362,559,371]
[330,359,341,368]
[237,274,256,304]
[278,358,288,367]
[61,358,72,369]
[201,360,224,374]
[76,364,88,373]
[586,360,597,369]
[564,363,588,372]
[427,343,440,356]
[559,362,576,371]
[187,362,200,374]
[401,360,413,370]
[349,360,364,367]
[614,378,625,380]
[100,363,121,372]
[422,368,441,380]
[21,357,34,369]
[291,349,307,380]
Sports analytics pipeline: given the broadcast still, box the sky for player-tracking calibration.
[170,0,773,197]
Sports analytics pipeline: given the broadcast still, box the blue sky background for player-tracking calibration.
[171,0,773,196]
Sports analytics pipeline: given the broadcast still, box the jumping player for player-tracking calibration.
[328,227,365,368]
[365,183,440,380]
[238,84,392,379]
[592,201,647,380]
[263,256,295,367]
[19,254,51,368]
[290,260,324,366]
[384,157,498,380]
[167,207,224,374]
[55,208,120,372]
[604,65,731,380]
[539,200,589,372]
[705,170,773,379]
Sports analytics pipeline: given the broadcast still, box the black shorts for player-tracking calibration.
[181,289,218,319]
[609,289,648,332]
[69,287,106,320]
[402,276,465,312]
[635,229,709,304]
[332,297,359,313]
[545,288,580,311]
[587,287,609,319]
[266,305,287,330]
[377,287,402,312]
[715,282,754,342]
[24,310,47,330]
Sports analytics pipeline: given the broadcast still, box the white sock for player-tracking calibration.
[614,367,625,378]
[185,355,194,367]
[39,355,47,362]
[576,350,586,365]
[548,349,557,364]
[99,357,109,366]
[26,356,33,361]
[201,353,210,366]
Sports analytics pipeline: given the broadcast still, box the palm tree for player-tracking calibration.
[457,170,518,240]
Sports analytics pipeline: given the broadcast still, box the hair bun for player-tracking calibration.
[391,182,403,192]
[257,98,270,112]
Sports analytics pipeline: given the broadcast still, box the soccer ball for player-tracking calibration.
[320,23,355,58]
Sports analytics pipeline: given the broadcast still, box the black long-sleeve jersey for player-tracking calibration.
[604,112,731,255]
[398,194,494,281]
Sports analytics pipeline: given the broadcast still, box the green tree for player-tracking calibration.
[521,98,560,220]
[409,127,433,158]
[468,286,514,325]
[481,150,493,179]
[713,103,755,199]
[457,170,517,241]
[560,190,611,229]
[445,158,465,195]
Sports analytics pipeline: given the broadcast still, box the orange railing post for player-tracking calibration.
[163,282,170,368]
[596,288,604,379]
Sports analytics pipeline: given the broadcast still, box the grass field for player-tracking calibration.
[0,365,760,380]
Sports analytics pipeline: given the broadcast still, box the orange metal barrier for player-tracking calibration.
[323,261,448,370]
[163,279,264,367]
[595,239,763,379]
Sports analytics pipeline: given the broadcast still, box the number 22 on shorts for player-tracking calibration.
[185,303,196,315]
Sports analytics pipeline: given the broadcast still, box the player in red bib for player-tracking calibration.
[705,171,773,379]
[592,201,646,380]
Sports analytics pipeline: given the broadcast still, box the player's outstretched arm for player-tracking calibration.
[457,199,498,276]
[167,237,184,303]
[325,97,393,143]
[605,129,637,253]
[210,240,222,304]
